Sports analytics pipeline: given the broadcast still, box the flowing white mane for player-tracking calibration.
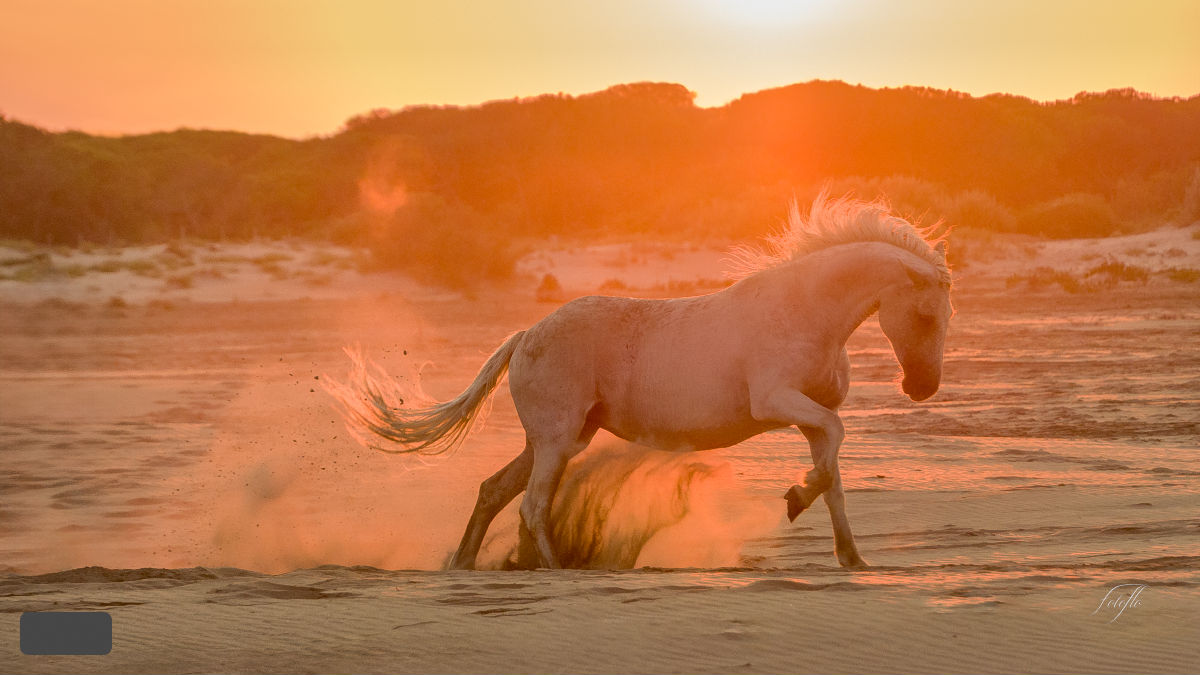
[726,193,951,285]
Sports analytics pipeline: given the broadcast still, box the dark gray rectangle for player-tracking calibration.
[20,612,112,655]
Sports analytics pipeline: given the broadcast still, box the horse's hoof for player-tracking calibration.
[838,554,869,569]
[784,485,805,522]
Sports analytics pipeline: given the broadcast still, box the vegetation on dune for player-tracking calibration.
[2,80,1199,287]
[1016,193,1119,240]
[1006,259,1178,294]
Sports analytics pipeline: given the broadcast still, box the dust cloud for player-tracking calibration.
[476,440,779,570]
[208,386,778,573]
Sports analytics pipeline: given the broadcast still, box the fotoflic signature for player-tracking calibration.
[1091,584,1148,623]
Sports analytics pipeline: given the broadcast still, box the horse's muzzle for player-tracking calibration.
[902,376,939,402]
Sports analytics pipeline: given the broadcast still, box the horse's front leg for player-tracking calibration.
[751,388,866,568]
[801,428,867,568]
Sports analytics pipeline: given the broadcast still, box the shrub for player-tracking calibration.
[123,258,162,276]
[1163,267,1200,282]
[1006,267,1085,293]
[251,252,292,264]
[91,259,123,273]
[942,190,1016,233]
[10,254,57,281]
[163,241,194,264]
[535,274,564,302]
[1111,169,1194,229]
[598,278,628,293]
[823,174,947,222]
[306,250,347,267]
[255,260,289,280]
[37,297,87,311]
[1016,193,1119,238]
[164,273,194,289]
[193,266,227,279]
[367,193,515,290]
[300,271,333,286]
[1181,167,1200,226]
[1085,259,1150,284]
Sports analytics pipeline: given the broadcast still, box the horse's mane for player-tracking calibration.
[726,192,951,285]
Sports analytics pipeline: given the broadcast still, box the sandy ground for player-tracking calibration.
[0,227,1198,673]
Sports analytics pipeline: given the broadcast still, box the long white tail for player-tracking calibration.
[325,331,526,455]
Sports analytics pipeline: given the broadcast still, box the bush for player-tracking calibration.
[1111,169,1193,229]
[598,278,628,293]
[942,190,1016,233]
[535,274,564,302]
[164,273,194,289]
[1085,260,1149,284]
[1007,267,1085,293]
[823,174,948,222]
[1016,193,1119,238]
[1163,267,1200,283]
[367,193,515,290]
[1182,166,1200,226]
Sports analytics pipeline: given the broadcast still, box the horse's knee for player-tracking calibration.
[804,466,832,493]
[475,477,505,512]
[826,416,845,447]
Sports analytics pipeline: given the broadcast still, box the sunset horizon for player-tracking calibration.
[3,0,1198,138]
[7,76,1200,141]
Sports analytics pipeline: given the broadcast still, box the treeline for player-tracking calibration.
[3,80,1199,282]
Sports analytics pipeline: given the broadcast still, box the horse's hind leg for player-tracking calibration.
[518,443,570,568]
[517,420,597,569]
[448,444,533,570]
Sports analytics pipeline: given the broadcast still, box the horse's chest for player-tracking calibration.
[805,361,850,410]
[808,386,846,411]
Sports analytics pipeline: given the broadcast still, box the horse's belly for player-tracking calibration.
[598,402,775,452]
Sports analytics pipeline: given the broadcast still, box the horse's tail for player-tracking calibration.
[325,331,526,456]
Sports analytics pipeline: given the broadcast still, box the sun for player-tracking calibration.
[697,0,838,29]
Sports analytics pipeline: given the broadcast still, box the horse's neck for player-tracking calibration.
[789,243,905,347]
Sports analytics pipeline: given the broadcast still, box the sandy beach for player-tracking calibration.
[1,228,1198,673]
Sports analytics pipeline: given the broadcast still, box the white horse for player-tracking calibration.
[329,194,953,569]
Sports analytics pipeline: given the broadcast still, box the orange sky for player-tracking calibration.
[1,0,1197,138]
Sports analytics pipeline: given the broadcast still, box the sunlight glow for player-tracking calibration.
[0,0,1196,136]
[697,0,837,28]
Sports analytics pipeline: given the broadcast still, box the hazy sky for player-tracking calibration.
[2,0,1197,138]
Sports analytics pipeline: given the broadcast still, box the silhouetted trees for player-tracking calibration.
[3,81,1199,256]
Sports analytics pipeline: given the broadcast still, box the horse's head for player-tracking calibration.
[877,243,953,402]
